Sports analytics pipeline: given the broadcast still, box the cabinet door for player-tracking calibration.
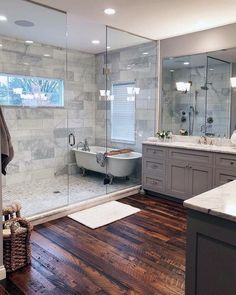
[166,160,189,199]
[189,164,213,197]
[215,168,236,187]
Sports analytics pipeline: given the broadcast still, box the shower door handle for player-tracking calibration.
[69,133,75,147]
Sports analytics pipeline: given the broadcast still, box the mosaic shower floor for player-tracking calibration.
[3,172,138,217]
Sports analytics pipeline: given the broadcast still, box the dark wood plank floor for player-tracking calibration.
[0,194,186,295]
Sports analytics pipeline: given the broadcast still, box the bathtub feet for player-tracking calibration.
[80,167,86,177]
[108,173,114,185]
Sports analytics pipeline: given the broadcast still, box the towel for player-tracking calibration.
[0,107,14,175]
[96,152,107,167]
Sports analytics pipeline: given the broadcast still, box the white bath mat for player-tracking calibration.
[68,201,140,229]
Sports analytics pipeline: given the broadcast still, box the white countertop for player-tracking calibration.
[184,180,236,222]
[143,140,236,155]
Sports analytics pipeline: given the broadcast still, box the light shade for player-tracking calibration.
[230,77,236,88]
[176,82,191,92]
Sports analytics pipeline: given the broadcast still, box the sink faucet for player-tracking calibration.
[198,135,208,145]
[77,139,90,151]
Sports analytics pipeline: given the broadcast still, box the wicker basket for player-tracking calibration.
[3,203,33,272]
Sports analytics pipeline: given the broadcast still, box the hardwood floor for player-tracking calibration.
[0,194,186,295]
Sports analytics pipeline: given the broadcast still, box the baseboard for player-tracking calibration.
[28,185,141,226]
[0,265,6,280]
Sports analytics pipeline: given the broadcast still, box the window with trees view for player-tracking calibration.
[0,73,64,107]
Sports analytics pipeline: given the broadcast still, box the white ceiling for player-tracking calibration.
[1,0,236,53]
[34,0,236,53]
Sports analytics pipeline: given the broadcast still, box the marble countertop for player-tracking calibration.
[184,180,236,222]
[142,140,236,155]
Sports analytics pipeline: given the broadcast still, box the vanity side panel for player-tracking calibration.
[186,210,236,295]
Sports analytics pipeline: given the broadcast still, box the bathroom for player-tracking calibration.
[0,0,157,218]
[1,0,236,294]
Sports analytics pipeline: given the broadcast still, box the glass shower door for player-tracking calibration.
[205,56,231,137]
[1,0,69,217]
[105,27,158,195]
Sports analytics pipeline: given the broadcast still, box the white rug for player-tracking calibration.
[68,201,140,229]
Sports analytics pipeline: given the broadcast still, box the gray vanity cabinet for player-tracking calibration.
[143,144,214,200]
[167,148,213,199]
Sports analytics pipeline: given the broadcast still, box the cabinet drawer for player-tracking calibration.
[168,148,213,165]
[143,175,165,193]
[143,145,165,159]
[143,159,165,176]
[215,168,236,187]
[215,154,236,169]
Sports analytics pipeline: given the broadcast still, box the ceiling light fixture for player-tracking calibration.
[15,20,34,27]
[92,40,100,44]
[170,70,175,72]
[25,40,34,44]
[209,68,214,71]
[107,46,111,49]
[104,8,116,15]
[184,62,190,65]
[0,15,7,22]
[43,54,50,57]
[142,52,149,55]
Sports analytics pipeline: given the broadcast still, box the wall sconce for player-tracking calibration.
[99,90,114,101]
[176,81,192,93]
[230,77,236,88]
[127,87,140,95]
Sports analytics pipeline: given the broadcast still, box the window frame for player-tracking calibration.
[110,81,136,145]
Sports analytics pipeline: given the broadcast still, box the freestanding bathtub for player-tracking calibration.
[72,146,142,181]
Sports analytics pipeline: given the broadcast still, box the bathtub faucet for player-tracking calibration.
[77,139,90,151]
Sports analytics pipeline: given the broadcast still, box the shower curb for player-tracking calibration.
[28,185,141,226]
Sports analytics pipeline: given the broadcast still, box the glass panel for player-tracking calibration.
[68,26,107,204]
[206,56,231,137]
[105,27,158,194]
[1,0,68,217]
[162,54,206,136]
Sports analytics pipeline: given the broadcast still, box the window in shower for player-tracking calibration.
[0,73,64,107]
[111,81,136,143]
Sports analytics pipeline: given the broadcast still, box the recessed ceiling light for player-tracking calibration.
[184,62,190,65]
[104,8,116,15]
[92,40,100,45]
[0,15,7,22]
[0,44,3,47]
[142,52,149,55]
[170,69,175,72]
[23,62,29,66]
[107,46,111,49]
[15,20,34,27]
[43,54,50,57]
[209,68,214,71]
[25,40,33,44]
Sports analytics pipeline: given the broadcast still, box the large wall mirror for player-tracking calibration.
[161,48,236,138]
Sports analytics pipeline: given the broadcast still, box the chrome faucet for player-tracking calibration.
[77,139,90,151]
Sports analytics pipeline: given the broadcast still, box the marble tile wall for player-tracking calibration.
[162,63,231,137]
[95,41,158,153]
[1,36,96,186]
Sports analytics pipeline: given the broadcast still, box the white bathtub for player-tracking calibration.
[72,146,142,178]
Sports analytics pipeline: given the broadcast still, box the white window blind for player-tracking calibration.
[111,82,135,143]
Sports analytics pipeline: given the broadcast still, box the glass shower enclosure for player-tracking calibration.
[0,0,158,218]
